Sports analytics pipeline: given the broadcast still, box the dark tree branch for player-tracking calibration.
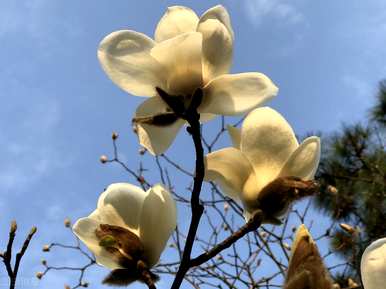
[1,221,37,289]
[171,110,205,289]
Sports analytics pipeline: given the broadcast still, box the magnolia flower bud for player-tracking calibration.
[284,225,333,289]
[42,245,50,252]
[283,243,291,251]
[347,278,359,288]
[137,176,145,184]
[100,155,108,164]
[340,223,356,234]
[112,132,119,140]
[10,220,17,233]
[81,281,89,287]
[327,185,338,195]
[139,148,147,155]
[223,203,229,212]
[65,285,71,289]
[36,272,44,279]
[64,218,71,228]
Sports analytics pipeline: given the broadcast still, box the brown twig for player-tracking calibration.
[190,210,263,267]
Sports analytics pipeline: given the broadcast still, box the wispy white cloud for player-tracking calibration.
[244,0,304,27]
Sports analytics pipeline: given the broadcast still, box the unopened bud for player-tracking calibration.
[348,278,359,288]
[223,203,229,212]
[10,220,17,233]
[332,284,341,289]
[223,224,228,231]
[340,223,356,234]
[81,281,89,287]
[259,231,268,238]
[137,176,145,184]
[41,259,47,266]
[30,226,37,234]
[139,148,147,155]
[283,243,291,251]
[327,185,338,195]
[64,285,71,289]
[64,218,71,228]
[36,272,44,279]
[111,132,119,140]
[42,245,50,252]
[99,155,108,164]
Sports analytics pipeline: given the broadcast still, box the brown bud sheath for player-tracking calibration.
[284,225,333,289]
[250,177,318,224]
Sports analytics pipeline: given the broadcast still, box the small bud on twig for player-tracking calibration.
[100,155,108,164]
[112,132,119,140]
[348,278,359,288]
[327,185,338,195]
[10,220,17,233]
[36,272,44,279]
[139,148,147,155]
[42,245,50,252]
[340,223,356,234]
[41,259,47,266]
[64,218,71,228]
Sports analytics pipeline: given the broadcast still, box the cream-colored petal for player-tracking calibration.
[201,73,278,115]
[151,32,203,96]
[139,184,177,267]
[200,5,234,39]
[361,237,386,289]
[227,125,241,148]
[279,136,321,180]
[135,97,185,155]
[198,18,233,83]
[97,183,147,232]
[205,147,254,200]
[72,215,123,270]
[98,30,165,97]
[154,6,199,42]
[240,107,299,192]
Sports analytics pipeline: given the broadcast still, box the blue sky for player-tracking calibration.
[0,0,385,288]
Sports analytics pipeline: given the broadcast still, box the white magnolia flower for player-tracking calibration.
[205,107,321,222]
[98,5,278,155]
[361,237,386,289]
[73,183,176,270]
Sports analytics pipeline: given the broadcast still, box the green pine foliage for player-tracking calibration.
[314,80,386,286]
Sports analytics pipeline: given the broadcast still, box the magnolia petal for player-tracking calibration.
[154,6,199,42]
[151,32,203,96]
[135,97,185,155]
[198,18,233,82]
[98,30,165,97]
[139,184,177,267]
[205,147,253,200]
[361,237,386,289]
[97,183,147,231]
[279,136,321,180]
[73,215,123,269]
[227,125,241,149]
[200,5,234,39]
[240,107,298,192]
[201,73,278,115]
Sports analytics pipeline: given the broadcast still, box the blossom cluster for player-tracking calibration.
[72,5,385,288]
